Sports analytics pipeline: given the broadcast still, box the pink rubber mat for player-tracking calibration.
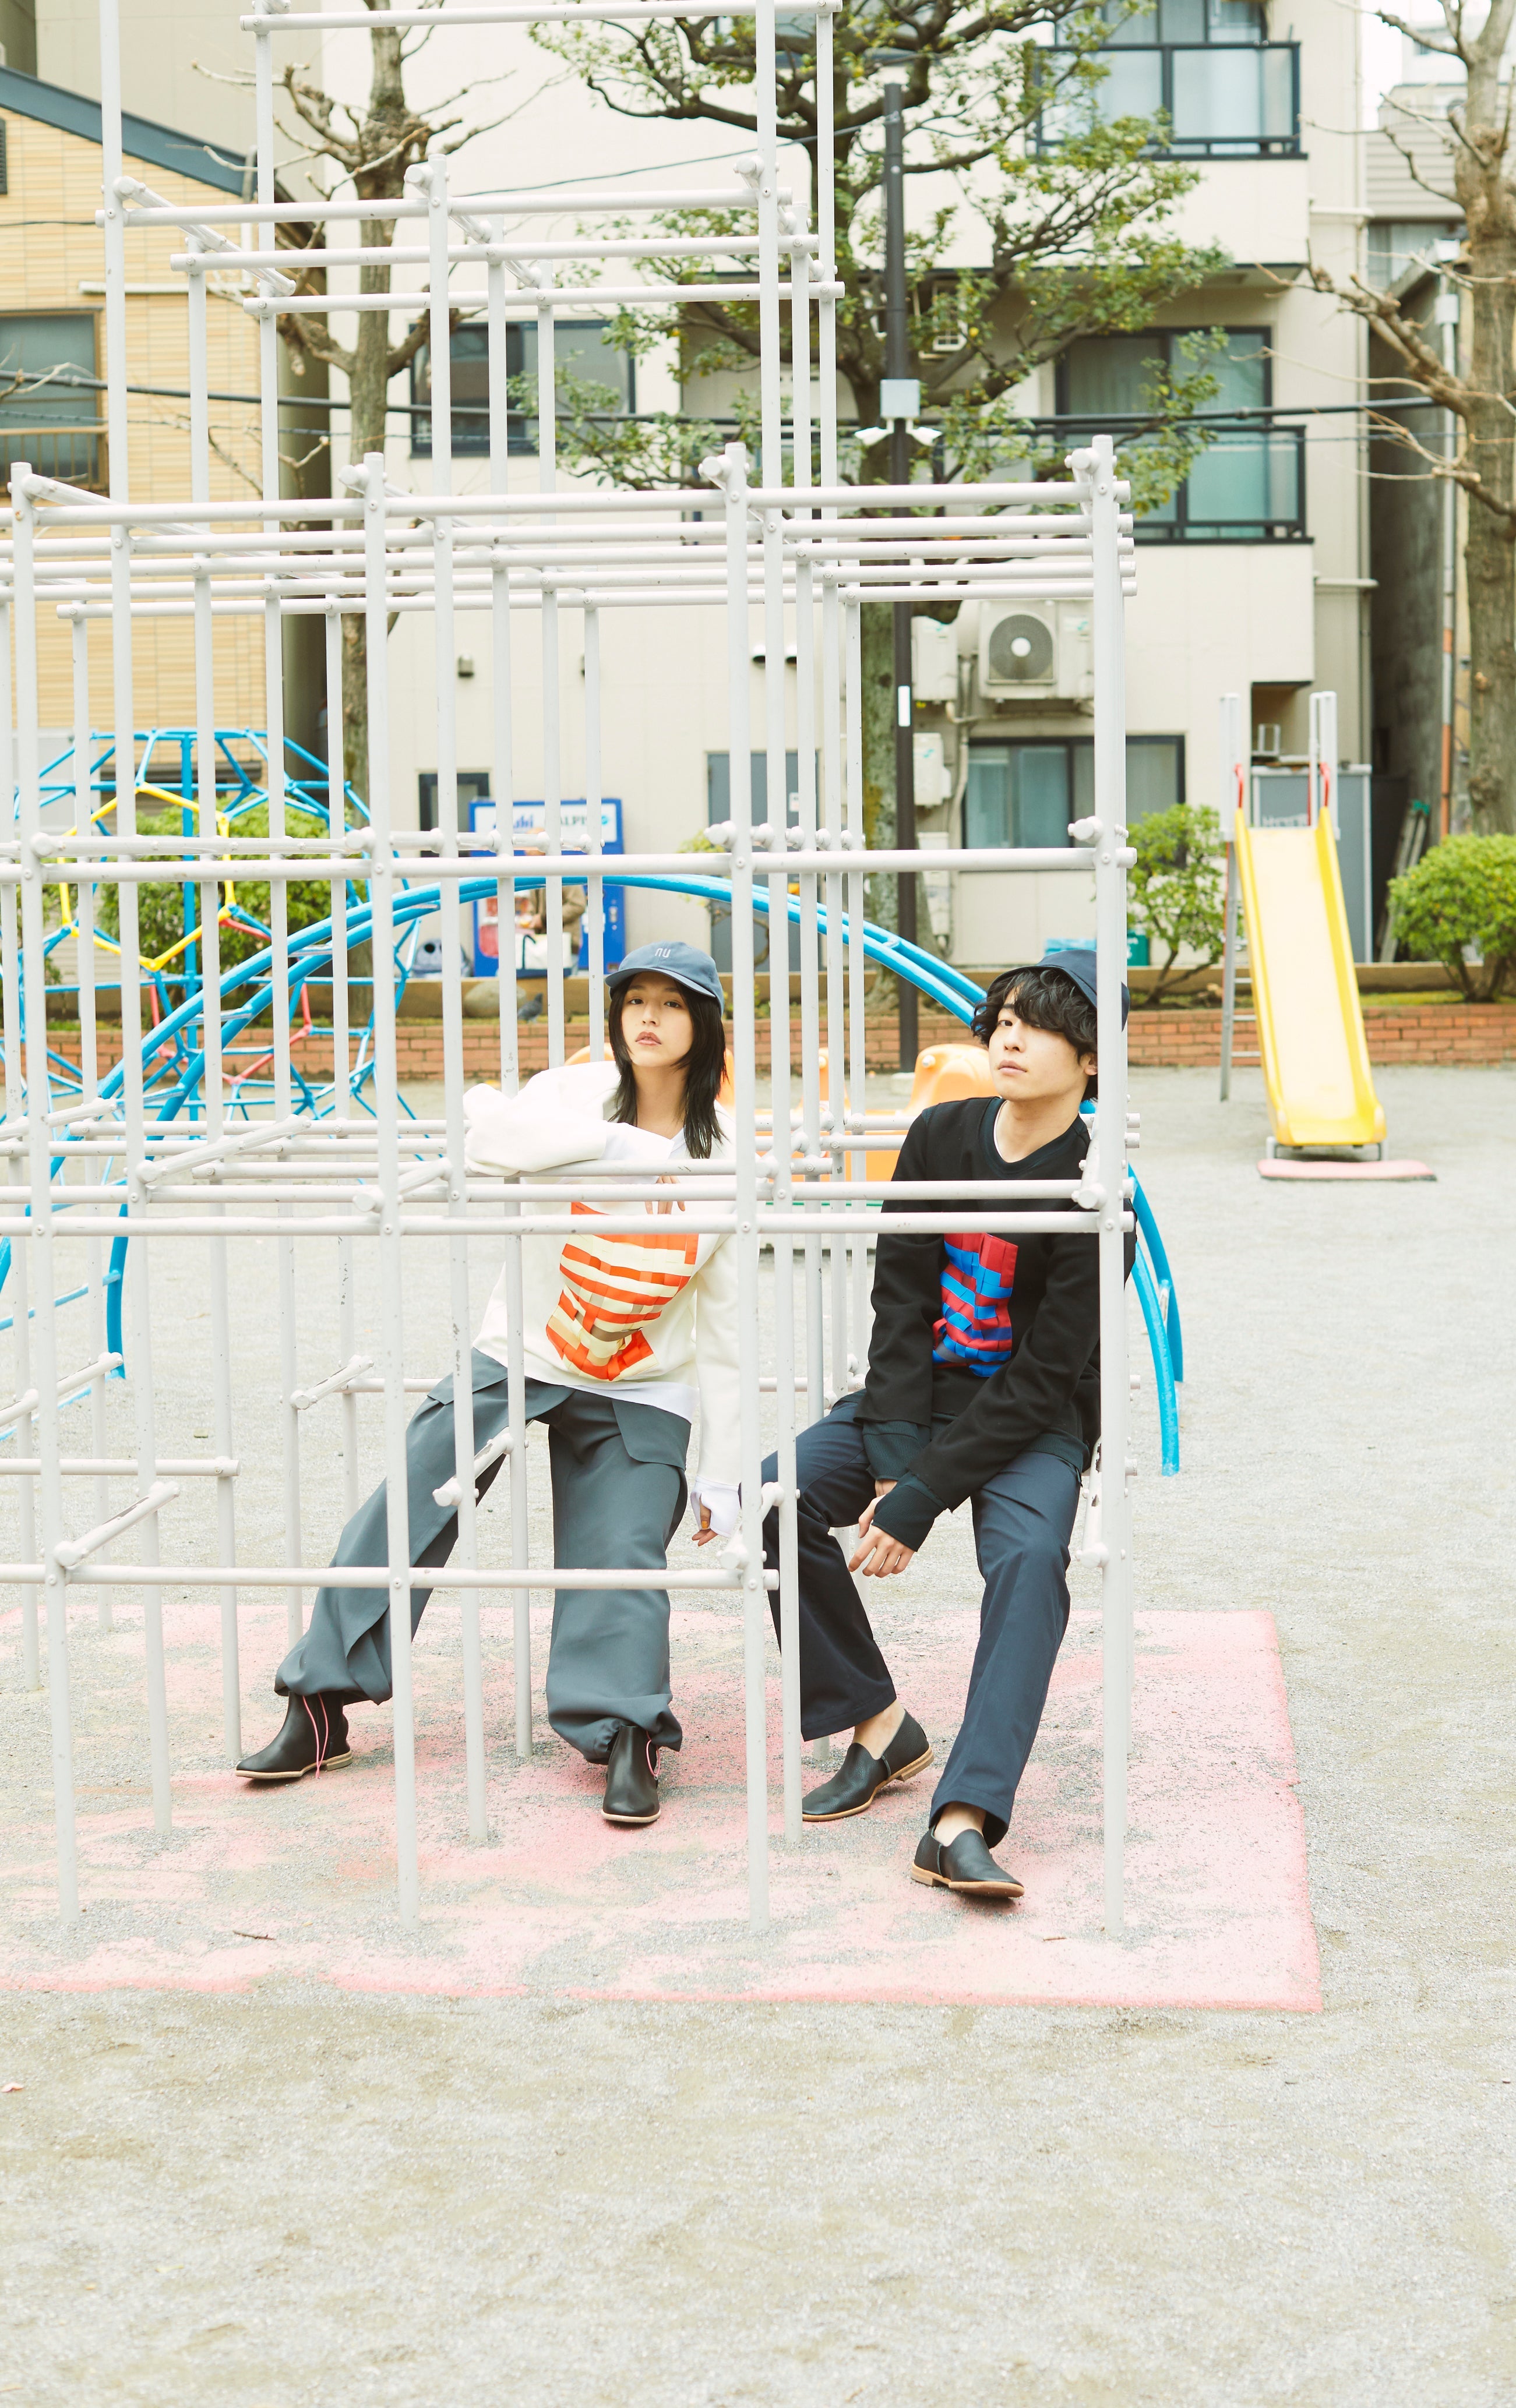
[1257,1158,1434,1181]
[1,1603,1320,2011]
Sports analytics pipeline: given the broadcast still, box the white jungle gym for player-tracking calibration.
[1,0,1150,1939]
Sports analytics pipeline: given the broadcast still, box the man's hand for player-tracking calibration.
[692,1501,718,1547]
[848,1491,915,1579]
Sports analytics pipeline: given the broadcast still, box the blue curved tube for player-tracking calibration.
[1130,1173,1183,1383]
[1132,1245,1180,1476]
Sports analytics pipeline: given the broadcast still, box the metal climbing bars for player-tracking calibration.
[1,0,1143,1940]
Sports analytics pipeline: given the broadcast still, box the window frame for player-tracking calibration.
[964,736,1187,852]
[1036,37,1300,158]
[410,318,635,460]
[1055,327,1306,545]
[0,309,105,491]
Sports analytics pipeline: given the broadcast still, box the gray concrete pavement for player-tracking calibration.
[1,1065,1513,2406]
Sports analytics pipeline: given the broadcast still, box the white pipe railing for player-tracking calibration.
[6,0,1137,1950]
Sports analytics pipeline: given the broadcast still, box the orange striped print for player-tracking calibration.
[545,1201,700,1380]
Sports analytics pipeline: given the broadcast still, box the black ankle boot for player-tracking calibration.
[602,1721,660,1826]
[237,1694,353,1783]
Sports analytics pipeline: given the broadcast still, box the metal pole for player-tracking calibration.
[882,79,917,1074]
[1084,434,1131,1937]
[188,259,240,1754]
[100,0,171,1838]
[14,477,79,1918]
[2,593,41,1689]
[1218,691,1242,1103]
[365,451,420,1927]
[424,147,487,1843]
[485,225,531,1762]
[722,436,770,1934]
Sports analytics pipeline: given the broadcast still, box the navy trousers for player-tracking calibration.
[763,1403,1081,1848]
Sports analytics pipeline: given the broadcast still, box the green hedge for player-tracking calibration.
[1388,834,1516,1001]
[97,803,334,976]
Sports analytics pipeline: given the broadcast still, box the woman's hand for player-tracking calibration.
[848,1491,916,1580]
[690,1481,738,1548]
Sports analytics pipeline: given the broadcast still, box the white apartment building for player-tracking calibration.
[5,0,1432,972]
[376,0,1384,972]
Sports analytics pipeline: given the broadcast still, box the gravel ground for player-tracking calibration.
[1,1063,1513,2406]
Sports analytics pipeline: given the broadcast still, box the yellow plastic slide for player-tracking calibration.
[1233,807,1386,1152]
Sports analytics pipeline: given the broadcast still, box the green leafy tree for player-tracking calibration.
[1126,801,1225,1005]
[1388,833,1516,1000]
[531,2,1229,866]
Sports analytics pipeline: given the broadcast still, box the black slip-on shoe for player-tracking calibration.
[602,1721,660,1826]
[910,1828,1023,1899]
[236,1694,353,1783]
[801,1711,932,1823]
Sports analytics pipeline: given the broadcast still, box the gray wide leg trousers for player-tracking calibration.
[275,1350,690,1761]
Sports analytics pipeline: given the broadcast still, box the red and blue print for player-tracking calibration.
[932,1233,1018,1377]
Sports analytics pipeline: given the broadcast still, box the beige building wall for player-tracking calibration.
[1,97,266,736]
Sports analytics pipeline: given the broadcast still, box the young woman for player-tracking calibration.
[237,941,738,1827]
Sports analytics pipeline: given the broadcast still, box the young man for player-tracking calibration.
[763,944,1132,1898]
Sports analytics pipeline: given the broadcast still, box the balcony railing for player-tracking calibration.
[1141,416,1305,541]
[1015,413,1306,542]
[1039,42,1300,157]
[0,427,104,486]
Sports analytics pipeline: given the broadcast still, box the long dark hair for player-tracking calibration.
[609,984,728,1157]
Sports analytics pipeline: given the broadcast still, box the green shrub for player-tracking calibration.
[1126,802,1225,1006]
[1388,834,1516,1001]
[98,803,333,979]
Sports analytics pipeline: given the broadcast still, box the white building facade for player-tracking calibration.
[9,0,1395,972]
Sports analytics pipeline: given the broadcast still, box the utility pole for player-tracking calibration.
[881,78,918,1072]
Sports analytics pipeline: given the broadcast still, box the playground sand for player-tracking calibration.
[1,1063,1513,2406]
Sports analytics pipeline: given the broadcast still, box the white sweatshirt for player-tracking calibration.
[462,1063,741,1519]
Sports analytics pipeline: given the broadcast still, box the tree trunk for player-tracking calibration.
[1462,396,1516,835]
[338,17,412,806]
[1454,22,1516,834]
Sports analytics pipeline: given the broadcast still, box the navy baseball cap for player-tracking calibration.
[1016,942,1129,1028]
[607,941,725,1011]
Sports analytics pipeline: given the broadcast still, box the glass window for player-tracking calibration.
[1161,0,1207,41]
[1013,747,1073,848]
[0,315,101,486]
[1204,0,1265,41]
[1102,0,1158,44]
[418,769,493,834]
[413,319,631,457]
[964,746,1011,849]
[707,751,805,825]
[1057,329,1301,541]
[1125,738,1185,821]
[1063,333,1165,419]
[967,739,1183,843]
[1171,45,1259,143]
[1366,220,1455,284]
[1105,0,1264,38]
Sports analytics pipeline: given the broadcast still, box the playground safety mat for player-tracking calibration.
[1,1603,1320,2012]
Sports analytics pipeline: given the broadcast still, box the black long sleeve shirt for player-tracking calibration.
[858,1101,1133,1549]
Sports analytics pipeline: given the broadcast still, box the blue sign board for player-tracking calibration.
[467,798,625,977]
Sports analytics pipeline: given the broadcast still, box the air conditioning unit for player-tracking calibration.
[978,602,1092,703]
[911,616,958,702]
